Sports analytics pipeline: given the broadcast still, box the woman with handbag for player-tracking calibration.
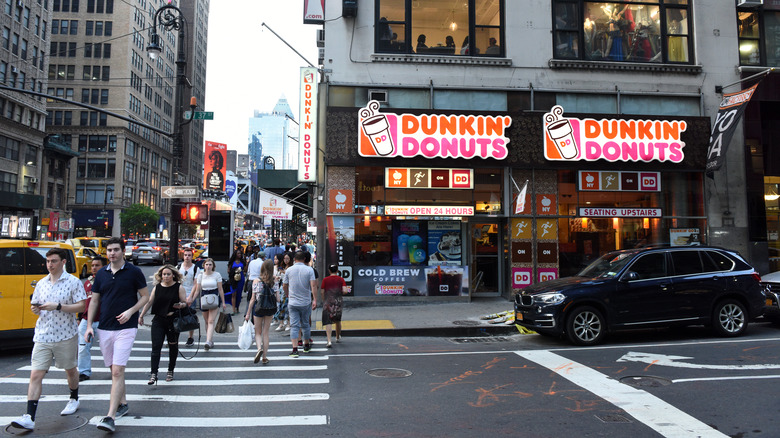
[226,249,246,315]
[186,258,225,350]
[139,265,187,384]
[273,252,293,331]
[244,259,278,364]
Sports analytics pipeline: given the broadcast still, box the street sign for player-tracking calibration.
[193,111,214,120]
[161,185,199,199]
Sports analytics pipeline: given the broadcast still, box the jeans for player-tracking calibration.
[77,318,99,376]
[150,315,179,374]
[288,304,312,341]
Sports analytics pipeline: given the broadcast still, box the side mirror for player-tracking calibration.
[621,271,639,282]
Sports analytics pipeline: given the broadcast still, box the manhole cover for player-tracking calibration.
[619,375,672,388]
[366,368,413,378]
[450,337,512,344]
[452,320,481,326]
[4,415,88,436]
[595,414,632,423]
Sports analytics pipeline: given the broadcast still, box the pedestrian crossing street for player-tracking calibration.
[0,333,331,429]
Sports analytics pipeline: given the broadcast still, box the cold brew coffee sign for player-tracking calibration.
[543,106,687,163]
[358,100,511,160]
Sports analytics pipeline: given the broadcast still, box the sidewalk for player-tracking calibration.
[305,296,519,337]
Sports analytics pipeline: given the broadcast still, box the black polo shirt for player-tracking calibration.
[92,262,147,331]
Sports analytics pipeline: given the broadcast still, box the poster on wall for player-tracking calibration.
[203,141,227,191]
[326,216,355,268]
[353,265,469,297]
[392,221,428,266]
[428,221,462,265]
[670,228,701,246]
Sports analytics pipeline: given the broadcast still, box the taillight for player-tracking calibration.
[153,246,161,251]
[752,273,762,283]
[132,246,139,250]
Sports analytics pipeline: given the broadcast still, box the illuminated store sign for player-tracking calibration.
[385,206,475,216]
[578,170,661,192]
[385,168,473,189]
[543,106,687,163]
[358,100,511,160]
[298,67,318,183]
[579,207,661,218]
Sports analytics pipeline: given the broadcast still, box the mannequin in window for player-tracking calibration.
[605,4,633,61]
[667,12,685,62]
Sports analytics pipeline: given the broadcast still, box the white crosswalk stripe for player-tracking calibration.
[2,329,331,431]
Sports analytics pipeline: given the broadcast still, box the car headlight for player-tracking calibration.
[534,292,566,305]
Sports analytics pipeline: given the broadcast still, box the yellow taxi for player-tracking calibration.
[73,236,110,256]
[74,246,101,279]
[0,239,78,346]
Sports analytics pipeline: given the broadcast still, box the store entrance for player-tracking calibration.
[470,221,502,296]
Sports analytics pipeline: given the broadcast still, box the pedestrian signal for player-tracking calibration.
[176,203,207,224]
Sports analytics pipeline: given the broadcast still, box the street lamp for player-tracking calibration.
[147,3,196,265]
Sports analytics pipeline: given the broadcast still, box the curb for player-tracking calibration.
[310,324,518,338]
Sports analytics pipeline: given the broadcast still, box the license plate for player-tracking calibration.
[142,250,149,254]
[767,299,773,307]
[515,312,523,321]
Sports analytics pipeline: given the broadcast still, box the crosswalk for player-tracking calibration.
[0,330,331,430]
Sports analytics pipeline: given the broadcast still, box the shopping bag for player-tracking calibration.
[237,320,254,350]
[215,312,227,334]
[225,314,235,333]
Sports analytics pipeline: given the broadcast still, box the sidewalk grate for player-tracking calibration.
[449,337,512,344]
[366,368,413,378]
[619,376,672,388]
[595,414,632,423]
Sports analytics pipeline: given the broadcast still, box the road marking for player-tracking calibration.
[0,393,329,403]
[0,377,329,386]
[673,374,780,383]
[19,365,327,372]
[0,416,329,428]
[617,351,780,370]
[131,340,302,346]
[87,355,328,362]
[113,347,329,353]
[517,350,728,438]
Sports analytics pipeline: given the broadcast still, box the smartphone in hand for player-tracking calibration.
[31,302,42,307]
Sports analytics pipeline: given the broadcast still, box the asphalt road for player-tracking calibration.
[3,314,780,437]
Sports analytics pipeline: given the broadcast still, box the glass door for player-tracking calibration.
[470,220,502,296]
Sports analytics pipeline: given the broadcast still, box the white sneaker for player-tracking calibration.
[275,324,284,332]
[11,414,34,430]
[60,398,80,415]
[284,325,290,331]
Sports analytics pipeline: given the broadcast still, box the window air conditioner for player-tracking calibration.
[316,29,325,48]
[368,89,388,103]
[29,177,38,183]
[737,0,763,7]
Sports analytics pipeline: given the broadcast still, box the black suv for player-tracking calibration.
[515,246,765,345]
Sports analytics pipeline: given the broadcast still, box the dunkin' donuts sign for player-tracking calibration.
[358,101,511,160]
[543,106,687,163]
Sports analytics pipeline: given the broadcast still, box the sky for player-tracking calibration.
[202,1,320,155]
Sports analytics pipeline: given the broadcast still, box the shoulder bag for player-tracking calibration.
[173,307,199,332]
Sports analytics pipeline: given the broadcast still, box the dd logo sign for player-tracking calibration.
[338,266,353,283]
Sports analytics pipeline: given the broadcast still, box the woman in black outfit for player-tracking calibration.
[139,265,187,384]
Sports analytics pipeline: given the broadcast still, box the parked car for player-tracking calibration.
[74,247,100,279]
[0,239,78,348]
[514,246,766,346]
[131,240,169,265]
[761,271,780,323]
[124,239,137,260]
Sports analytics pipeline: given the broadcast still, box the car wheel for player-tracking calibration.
[81,265,88,279]
[566,306,606,346]
[712,299,748,337]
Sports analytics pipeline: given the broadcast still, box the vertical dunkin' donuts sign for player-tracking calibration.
[358,100,511,160]
[543,105,687,163]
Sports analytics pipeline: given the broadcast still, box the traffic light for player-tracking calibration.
[175,203,208,224]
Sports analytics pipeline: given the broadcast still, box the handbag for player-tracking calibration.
[200,293,219,310]
[215,312,227,333]
[173,307,199,332]
[233,268,242,282]
[225,314,235,333]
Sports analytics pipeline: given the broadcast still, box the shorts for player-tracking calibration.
[31,335,78,371]
[97,328,138,367]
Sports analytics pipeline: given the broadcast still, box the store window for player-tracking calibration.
[375,0,504,57]
[737,9,780,66]
[553,0,692,64]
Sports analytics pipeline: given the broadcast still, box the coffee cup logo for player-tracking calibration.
[544,105,579,159]
[360,100,395,156]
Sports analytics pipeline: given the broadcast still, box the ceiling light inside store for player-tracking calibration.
[766,184,780,201]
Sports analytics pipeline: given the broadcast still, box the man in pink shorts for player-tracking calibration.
[85,237,149,432]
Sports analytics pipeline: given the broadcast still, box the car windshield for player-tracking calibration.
[577,250,640,278]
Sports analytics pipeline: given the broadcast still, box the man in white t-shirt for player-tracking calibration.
[282,251,317,357]
[11,248,87,431]
[177,248,199,346]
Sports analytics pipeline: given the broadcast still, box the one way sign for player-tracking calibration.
[161,185,199,199]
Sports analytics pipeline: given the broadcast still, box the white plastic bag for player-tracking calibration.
[237,320,254,350]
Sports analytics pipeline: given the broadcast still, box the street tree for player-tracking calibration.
[120,203,159,237]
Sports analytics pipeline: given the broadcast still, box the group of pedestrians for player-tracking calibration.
[10,237,348,433]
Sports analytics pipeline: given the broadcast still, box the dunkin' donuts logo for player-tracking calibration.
[543,105,687,163]
[358,100,511,160]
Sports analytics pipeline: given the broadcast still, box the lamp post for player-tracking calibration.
[147,3,196,265]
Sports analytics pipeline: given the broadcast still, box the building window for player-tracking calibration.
[25,145,37,165]
[375,0,504,57]
[0,170,17,192]
[124,161,136,182]
[737,10,780,66]
[552,1,692,64]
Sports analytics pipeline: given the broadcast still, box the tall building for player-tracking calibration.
[248,96,296,171]
[319,1,776,301]
[0,0,53,238]
[46,0,209,238]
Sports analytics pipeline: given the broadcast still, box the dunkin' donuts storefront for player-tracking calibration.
[323,101,710,299]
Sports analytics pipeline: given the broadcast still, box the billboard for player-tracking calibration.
[303,0,325,25]
[203,141,227,191]
[298,67,318,182]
